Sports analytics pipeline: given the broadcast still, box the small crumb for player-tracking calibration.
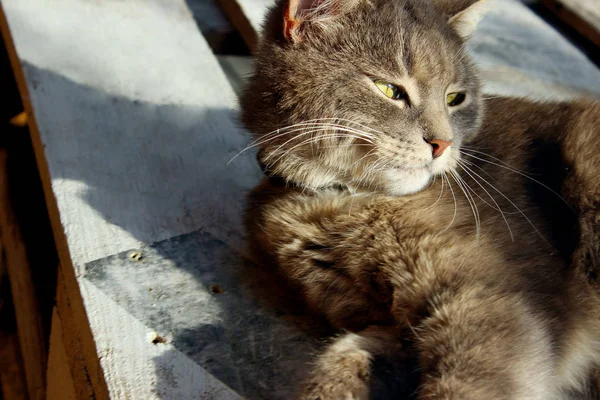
[209,284,223,294]
[147,331,167,345]
[129,251,143,262]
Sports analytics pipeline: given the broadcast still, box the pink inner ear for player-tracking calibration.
[283,0,300,41]
[283,0,326,41]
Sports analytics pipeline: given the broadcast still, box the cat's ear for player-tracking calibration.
[283,0,360,43]
[283,0,315,42]
[449,0,488,38]
[434,0,489,39]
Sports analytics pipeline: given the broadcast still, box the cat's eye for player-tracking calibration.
[447,92,466,107]
[374,80,409,103]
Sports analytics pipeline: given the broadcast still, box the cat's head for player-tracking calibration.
[241,0,487,195]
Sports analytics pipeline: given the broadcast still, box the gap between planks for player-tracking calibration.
[0,148,46,400]
[541,0,600,46]
[46,307,77,400]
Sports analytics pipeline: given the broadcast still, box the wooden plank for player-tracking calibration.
[54,268,102,399]
[0,0,262,397]
[0,149,46,400]
[0,330,28,400]
[218,0,261,51]
[76,277,243,400]
[0,237,28,400]
[46,309,77,400]
[217,0,266,43]
[542,0,600,46]
[0,8,108,399]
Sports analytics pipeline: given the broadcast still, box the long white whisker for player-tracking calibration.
[460,158,548,243]
[460,157,498,184]
[460,151,573,211]
[263,129,373,165]
[422,174,444,211]
[441,172,457,233]
[461,147,530,174]
[450,169,480,241]
[265,133,372,168]
[459,159,519,215]
[458,160,514,241]
[228,122,377,165]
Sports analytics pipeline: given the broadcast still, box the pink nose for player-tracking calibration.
[426,139,452,158]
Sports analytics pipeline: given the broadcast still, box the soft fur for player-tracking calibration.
[240,0,600,398]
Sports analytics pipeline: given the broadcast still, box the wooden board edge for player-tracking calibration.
[47,308,77,400]
[54,269,105,399]
[0,6,110,400]
[541,0,600,47]
[0,149,46,400]
[216,0,259,52]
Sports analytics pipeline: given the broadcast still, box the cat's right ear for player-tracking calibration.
[283,0,313,42]
[282,0,360,43]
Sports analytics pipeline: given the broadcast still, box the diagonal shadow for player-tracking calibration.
[23,63,321,399]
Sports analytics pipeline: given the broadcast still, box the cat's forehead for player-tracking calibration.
[351,1,465,85]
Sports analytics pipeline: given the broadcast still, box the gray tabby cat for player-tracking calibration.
[240,0,600,398]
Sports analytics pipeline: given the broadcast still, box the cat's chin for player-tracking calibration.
[382,167,432,196]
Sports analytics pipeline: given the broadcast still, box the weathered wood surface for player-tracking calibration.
[0,329,28,400]
[2,0,600,398]
[217,0,600,99]
[46,309,77,400]
[0,149,46,400]
[542,0,600,46]
[0,0,261,398]
[0,236,28,400]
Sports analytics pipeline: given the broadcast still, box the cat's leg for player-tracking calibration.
[246,182,394,330]
[415,290,557,400]
[298,327,402,400]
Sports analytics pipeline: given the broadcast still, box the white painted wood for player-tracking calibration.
[2,0,262,270]
[471,0,600,99]
[1,0,263,397]
[80,279,242,400]
[3,0,599,397]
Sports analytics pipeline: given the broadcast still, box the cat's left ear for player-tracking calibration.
[434,0,489,39]
[449,0,488,38]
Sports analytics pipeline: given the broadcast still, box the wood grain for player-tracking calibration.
[0,330,28,400]
[542,0,600,46]
[0,0,261,397]
[218,0,260,52]
[0,237,28,400]
[46,308,77,400]
[0,149,46,400]
[0,5,110,399]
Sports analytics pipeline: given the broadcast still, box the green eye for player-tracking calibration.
[374,80,408,102]
[447,92,466,107]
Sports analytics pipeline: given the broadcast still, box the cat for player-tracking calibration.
[239,0,600,398]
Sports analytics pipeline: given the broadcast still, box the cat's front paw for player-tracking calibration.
[297,333,373,400]
[299,357,371,400]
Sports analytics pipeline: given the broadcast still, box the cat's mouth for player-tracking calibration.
[380,148,459,196]
[382,166,432,196]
